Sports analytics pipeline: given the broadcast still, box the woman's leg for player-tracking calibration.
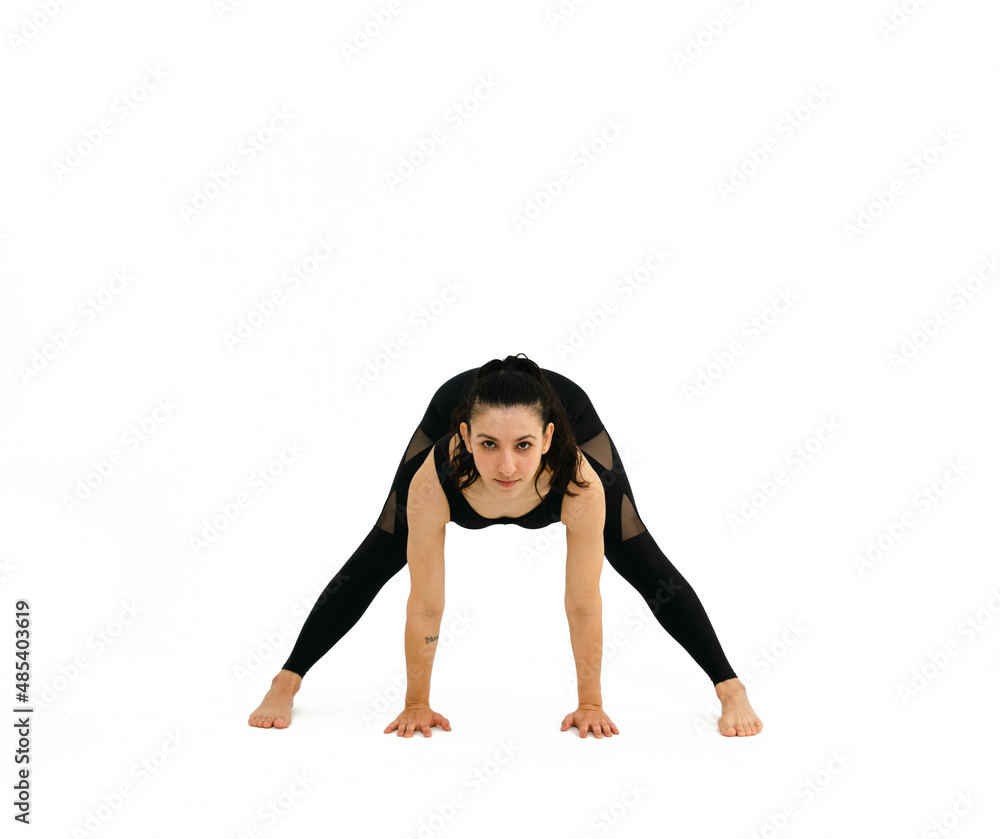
[547,370,760,733]
[544,368,738,685]
[279,425,431,678]
[578,427,738,685]
[276,370,480,681]
[249,379,473,726]
[279,526,407,677]
[543,370,738,682]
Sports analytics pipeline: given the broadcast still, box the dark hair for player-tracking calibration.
[443,354,590,499]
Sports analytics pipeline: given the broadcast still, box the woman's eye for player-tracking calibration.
[482,441,531,449]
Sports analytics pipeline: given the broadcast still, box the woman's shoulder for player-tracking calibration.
[407,444,452,529]
[558,448,604,526]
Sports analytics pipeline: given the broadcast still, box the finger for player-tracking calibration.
[601,722,612,737]
[422,726,432,737]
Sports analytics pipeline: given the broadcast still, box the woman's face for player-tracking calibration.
[461,404,554,498]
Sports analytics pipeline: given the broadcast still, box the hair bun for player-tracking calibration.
[505,354,541,380]
[478,354,542,381]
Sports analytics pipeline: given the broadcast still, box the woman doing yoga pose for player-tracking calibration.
[248,354,763,738]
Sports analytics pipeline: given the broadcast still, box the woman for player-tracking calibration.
[248,354,762,738]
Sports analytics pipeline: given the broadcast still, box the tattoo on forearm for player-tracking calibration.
[424,635,438,644]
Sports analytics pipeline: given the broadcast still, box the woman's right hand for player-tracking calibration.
[384,703,452,737]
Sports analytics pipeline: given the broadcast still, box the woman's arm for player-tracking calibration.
[563,468,607,707]
[402,451,450,707]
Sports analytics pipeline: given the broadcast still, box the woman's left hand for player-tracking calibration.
[561,704,620,738]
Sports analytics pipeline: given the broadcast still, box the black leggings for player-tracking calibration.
[281,369,737,686]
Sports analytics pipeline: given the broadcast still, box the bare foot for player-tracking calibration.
[715,678,763,737]
[249,670,302,729]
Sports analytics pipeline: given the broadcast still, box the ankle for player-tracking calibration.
[271,670,302,692]
[715,678,744,694]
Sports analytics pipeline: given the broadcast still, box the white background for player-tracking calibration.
[2,0,998,836]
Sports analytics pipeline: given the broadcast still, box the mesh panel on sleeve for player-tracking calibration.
[579,429,612,471]
[621,494,646,541]
[376,490,397,535]
[404,428,434,462]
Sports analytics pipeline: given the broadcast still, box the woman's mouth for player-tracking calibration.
[496,479,518,488]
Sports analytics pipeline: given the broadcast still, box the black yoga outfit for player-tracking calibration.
[281,367,737,686]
